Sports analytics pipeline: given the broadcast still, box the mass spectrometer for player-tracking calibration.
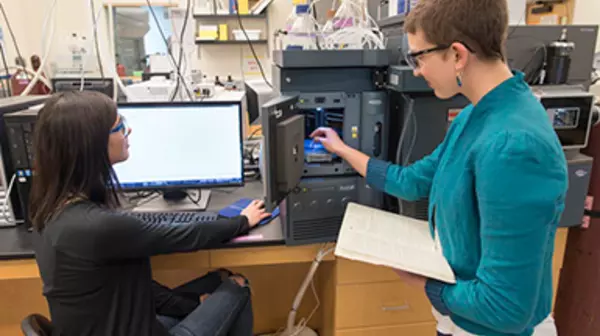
[262,50,390,245]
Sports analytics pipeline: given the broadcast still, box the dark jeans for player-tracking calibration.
[157,271,253,336]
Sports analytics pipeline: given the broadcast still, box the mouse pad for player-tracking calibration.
[218,198,280,226]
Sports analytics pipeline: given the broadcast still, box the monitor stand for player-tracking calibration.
[131,189,212,212]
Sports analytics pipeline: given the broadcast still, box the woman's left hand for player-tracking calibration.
[393,269,427,289]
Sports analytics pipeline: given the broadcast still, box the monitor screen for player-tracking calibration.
[113,102,244,190]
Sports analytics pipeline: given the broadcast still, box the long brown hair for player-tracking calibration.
[29,91,121,231]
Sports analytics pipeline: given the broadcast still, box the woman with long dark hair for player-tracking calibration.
[30,91,268,336]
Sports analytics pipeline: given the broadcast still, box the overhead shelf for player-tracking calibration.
[195,39,268,45]
[193,14,266,19]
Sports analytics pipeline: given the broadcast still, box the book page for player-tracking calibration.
[335,202,456,284]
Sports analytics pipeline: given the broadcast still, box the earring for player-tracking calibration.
[456,73,463,87]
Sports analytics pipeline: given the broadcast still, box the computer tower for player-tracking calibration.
[0,96,48,224]
[3,106,40,227]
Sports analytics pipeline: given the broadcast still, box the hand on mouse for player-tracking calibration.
[310,127,347,155]
[241,199,271,228]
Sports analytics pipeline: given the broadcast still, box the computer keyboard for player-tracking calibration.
[127,211,219,226]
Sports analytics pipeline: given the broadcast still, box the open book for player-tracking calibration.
[335,203,456,284]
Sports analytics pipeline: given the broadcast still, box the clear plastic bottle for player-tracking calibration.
[327,0,363,49]
[284,7,298,33]
[332,0,357,30]
[284,4,318,50]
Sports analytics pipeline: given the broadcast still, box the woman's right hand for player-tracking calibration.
[241,200,271,228]
[310,127,347,155]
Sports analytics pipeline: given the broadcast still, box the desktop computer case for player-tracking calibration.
[0,96,48,224]
[3,107,40,227]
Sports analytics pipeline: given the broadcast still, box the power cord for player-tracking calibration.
[2,173,18,226]
[505,11,525,56]
[523,45,547,85]
[122,191,161,210]
[145,0,194,101]
[0,75,5,98]
[395,94,416,215]
[124,189,206,209]
[404,102,417,167]
[233,0,273,89]
[247,126,262,139]
[127,191,156,202]
[510,35,548,85]
[82,5,104,91]
[269,245,333,336]
[89,0,105,79]
[311,5,321,50]
[0,42,11,96]
[246,126,263,162]
[0,3,30,80]
[186,189,202,206]
[19,0,58,96]
[171,0,192,101]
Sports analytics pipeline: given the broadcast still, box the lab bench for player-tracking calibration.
[0,181,568,336]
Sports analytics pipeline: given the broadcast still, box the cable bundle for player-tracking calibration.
[320,0,385,50]
[279,0,385,51]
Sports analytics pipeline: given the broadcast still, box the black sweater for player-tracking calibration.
[33,201,250,336]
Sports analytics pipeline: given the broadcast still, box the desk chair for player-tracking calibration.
[21,314,54,336]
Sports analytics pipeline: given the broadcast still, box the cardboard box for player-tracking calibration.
[526,2,569,25]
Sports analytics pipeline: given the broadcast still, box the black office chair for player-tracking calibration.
[21,314,54,336]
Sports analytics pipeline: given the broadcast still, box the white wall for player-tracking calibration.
[0,0,291,81]
[571,0,600,96]
[1,0,128,78]
[1,0,338,82]
[573,0,600,51]
[1,0,46,69]
[5,0,597,83]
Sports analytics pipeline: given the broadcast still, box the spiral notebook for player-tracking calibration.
[335,202,456,284]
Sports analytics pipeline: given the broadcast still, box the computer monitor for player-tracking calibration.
[245,79,275,124]
[113,101,244,210]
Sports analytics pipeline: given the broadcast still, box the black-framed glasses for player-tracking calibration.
[404,42,475,69]
[405,45,450,69]
[110,114,130,136]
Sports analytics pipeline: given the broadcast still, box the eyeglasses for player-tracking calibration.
[404,42,475,69]
[110,115,130,137]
